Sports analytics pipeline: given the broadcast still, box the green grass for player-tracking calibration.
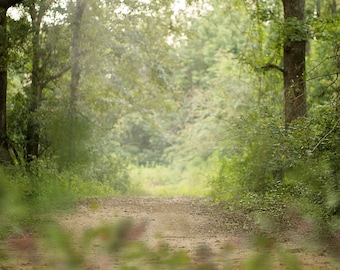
[127,161,214,197]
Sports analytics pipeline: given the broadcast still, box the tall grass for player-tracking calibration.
[128,158,218,196]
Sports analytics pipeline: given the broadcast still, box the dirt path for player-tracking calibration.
[60,197,235,264]
[58,196,339,269]
[3,196,339,269]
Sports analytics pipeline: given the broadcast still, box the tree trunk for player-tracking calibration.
[0,1,22,8]
[64,0,87,167]
[282,0,307,129]
[0,8,9,163]
[25,4,42,162]
[0,0,22,163]
[70,0,86,118]
[25,2,71,164]
[330,0,337,14]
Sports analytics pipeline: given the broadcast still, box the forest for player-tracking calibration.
[0,0,339,268]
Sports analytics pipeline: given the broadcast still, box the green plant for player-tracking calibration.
[91,154,131,195]
[128,158,214,197]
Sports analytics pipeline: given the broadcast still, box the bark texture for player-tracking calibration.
[282,0,307,129]
[0,0,22,163]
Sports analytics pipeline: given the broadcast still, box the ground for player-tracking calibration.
[2,196,340,269]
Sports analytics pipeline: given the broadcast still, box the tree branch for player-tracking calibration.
[261,64,285,73]
[306,72,339,82]
[311,118,340,153]
[41,65,71,89]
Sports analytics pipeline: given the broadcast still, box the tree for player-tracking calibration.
[63,0,88,167]
[248,0,307,128]
[69,0,87,118]
[282,0,307,129]
[25,0,70,163]
[0,0,22,163]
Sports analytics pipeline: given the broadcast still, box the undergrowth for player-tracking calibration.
[128,158,215,196]
[210,111,340,255]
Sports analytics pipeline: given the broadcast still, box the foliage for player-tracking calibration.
[0,170,27,238]
[204,0,340,251]
[85,152,131,195]
[115,113,171,165]
[128,156,215,196]
[211,109,284,195]
[44,110,92,169]
[211,103,339,241]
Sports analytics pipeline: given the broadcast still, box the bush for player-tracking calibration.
[85,153,131,195]
[0,169,28,238]
[211,105,339,243]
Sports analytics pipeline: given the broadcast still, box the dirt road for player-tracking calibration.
[58,196,339,269]
[60,197,237,261]
[3,196,339,269]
